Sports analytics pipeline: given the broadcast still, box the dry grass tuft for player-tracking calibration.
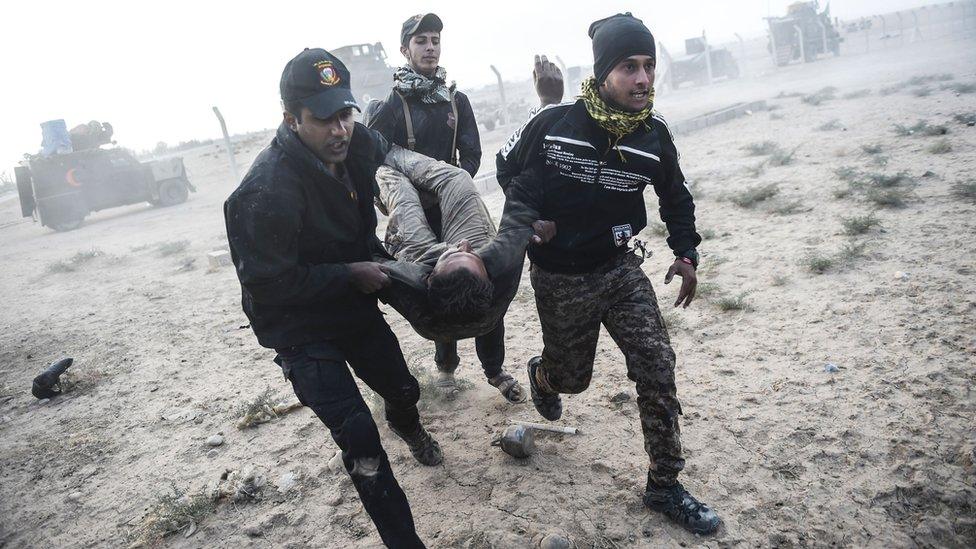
[816,119,843,131]
[841,213,881,235]
[128,484,216,547]
[950,180,976,202]
[927,139,952,154]
[47,248,104,273]
[801,86,838,106]
[742,141,782,156]
[730,184,779,208]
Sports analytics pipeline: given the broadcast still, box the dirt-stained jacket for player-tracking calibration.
[224,122,391,349]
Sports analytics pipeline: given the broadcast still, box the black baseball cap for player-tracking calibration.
[400,13,443,46]
[280,48,359,119]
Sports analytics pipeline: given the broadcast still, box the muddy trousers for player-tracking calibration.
[530,252,685,486]
[275,319,426,549]
[433,320,505,379]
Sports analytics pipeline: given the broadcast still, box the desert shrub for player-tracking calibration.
[816,119,843,131]
[742,141,782,156]
[730,184,779,208]
[840,241,868,258]
[950,180,976,202]
[744,162,766,178]
[771,199,804,215]
[801,86,837,105]
[804,253,835,274]
[893,120,948,136]
[768,147,798,166]
[716,293,750,311]
[128,484,216,546]
[841,213,881,235]
[942,81,976,94]
[952,112,975,125]
[841,89,871,100]
[866,188,911,208]
[156,240,191,257]
[927,139,952,154]
[47,248,104,273]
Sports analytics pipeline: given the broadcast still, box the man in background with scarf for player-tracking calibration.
[496,13,721,535]
[368,13,497,400]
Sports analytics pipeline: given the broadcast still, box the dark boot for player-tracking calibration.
[527,356,562,421]
[389,423,443,466]
[643,478,721,535]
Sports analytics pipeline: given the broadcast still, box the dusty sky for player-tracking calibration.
[0,0,940,172]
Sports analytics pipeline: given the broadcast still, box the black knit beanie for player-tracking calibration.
[588,13,656,84]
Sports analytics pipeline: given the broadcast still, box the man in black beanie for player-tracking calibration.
[496,13,721,535]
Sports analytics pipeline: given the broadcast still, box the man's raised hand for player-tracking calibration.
[348,262,391,293]
[533,55,564,107]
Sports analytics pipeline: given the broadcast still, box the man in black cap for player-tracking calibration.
[367,13,496,400]
[224,48,437,548]
[496,13,721,535]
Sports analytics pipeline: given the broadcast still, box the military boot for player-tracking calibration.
[643,477,721,535]
[390,423,443,466]
[527,356,562,421]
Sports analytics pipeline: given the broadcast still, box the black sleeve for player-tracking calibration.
[224,189,356,306]
[480,168,545,277]
[455,93,481,177]
[495,104,563,191]
[651,118,701,255]
[365,92,402,147]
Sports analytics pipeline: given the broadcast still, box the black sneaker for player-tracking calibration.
[527,356,562,421]
[643,481,721,535]
[390,424,443,466]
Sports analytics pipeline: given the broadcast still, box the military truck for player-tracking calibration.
[668,37,740,88]
[333,43,394,104]
[766,1,842,66]
[16,146,194,232]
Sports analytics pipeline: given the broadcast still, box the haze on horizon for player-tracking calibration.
[0,0,943,172]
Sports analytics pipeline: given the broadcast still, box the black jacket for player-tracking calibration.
[367,89,481,177]
[224,122,391,349]
[496,100,700,274]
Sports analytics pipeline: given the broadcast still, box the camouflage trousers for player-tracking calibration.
[530,251,685,486]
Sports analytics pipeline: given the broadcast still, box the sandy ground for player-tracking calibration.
[1,37,974,549]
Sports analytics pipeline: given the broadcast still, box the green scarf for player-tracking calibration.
[580,77,654,160]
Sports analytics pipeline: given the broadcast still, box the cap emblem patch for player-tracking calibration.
[315,61,340,86]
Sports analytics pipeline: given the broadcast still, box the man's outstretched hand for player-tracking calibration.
[534,55,564,107]
[664,259,697,308]
[348,262,391,293]
[530,220,557,245]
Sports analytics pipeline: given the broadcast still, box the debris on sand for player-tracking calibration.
[205,434,224,447]
[824,363,840,373]
[235,388,303,429]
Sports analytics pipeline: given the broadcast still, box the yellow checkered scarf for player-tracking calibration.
[580,77,654,160]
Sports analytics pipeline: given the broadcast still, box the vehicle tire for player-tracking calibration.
[155,178,190,207]
[15,166,35,217]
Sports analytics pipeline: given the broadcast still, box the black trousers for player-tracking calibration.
[433,320,505,379]
[276,319,426,549]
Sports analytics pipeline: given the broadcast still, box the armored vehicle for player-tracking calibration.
[766,1,842,66]
[16,146,193,232]
[333,43,394,104]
